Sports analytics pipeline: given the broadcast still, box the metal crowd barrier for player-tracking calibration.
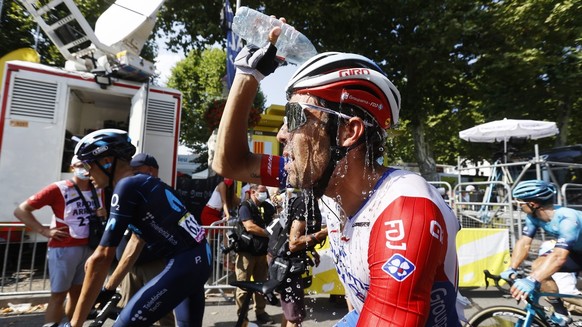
[0,222,239,299]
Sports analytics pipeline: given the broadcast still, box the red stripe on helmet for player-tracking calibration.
[294,80,392,129]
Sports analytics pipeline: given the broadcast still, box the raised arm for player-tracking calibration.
[212,27,282,184]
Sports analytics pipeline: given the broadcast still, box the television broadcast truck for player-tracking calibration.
[0,0,181,242]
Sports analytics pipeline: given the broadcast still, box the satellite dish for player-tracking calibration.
[95,0,164,55]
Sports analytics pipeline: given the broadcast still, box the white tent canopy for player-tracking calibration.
[459,118,559,163]
[459,118,559,143]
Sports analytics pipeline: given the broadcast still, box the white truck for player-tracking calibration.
[0,60,182,240]
[0,0,182,241]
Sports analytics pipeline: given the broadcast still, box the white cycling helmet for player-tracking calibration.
[285,52,401,129]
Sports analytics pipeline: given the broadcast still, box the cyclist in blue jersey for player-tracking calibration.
[502,179,582,326]
[69,129,211,327]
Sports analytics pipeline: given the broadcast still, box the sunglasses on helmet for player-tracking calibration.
[284,102,372,132]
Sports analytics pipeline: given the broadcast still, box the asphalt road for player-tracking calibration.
[0,287,533,327]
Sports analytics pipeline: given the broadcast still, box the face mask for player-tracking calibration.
[74,167,89,180]
[256,192,268,203]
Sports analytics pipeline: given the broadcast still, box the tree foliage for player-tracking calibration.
[166,47,266,170]
[167,47,228,152]
[5,0,580,178]
[468,0,582,150]
[156,0,580,178]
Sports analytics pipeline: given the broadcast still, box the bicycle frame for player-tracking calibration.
[518,290,548,327]
[472,270,582,327]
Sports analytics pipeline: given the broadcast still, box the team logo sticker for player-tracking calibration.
[382,253,416,282]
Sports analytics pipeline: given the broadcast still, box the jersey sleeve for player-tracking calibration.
[358,196,458,326]
[260,155,287,188]
[522,215,539,238]
[555,216,581,251]
[100,177,142,247]
[26,183,61,216]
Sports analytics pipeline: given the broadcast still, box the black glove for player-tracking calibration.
[234,44,281,82]
[94,287,116,307]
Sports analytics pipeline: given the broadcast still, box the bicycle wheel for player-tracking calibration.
[468,306,550,327]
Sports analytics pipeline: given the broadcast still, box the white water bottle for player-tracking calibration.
[232,6,318,65]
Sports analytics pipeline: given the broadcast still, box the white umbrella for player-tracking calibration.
[459,118,559,161]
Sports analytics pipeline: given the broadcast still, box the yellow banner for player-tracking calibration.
[306,239,345,295]
[457,228,510,287]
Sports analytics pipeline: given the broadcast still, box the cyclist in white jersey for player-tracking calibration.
[212,18,461,326]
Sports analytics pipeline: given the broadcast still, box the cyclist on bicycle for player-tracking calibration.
[68,129,211,327]
[502,179,582,326]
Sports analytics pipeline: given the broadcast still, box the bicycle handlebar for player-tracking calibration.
[89,293,122,327]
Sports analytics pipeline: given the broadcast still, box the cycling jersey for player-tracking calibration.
[101,173,205,258]
[27,180,102,247]
[522,206,582,253]
[260,157,460,326]
[100,173,210,327]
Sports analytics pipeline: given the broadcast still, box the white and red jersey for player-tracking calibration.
[27,180,102,248]
[322,168,460,326]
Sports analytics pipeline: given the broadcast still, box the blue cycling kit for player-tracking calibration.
[101,173,211,327]
[523,206,582,252]
[523,206,582,271]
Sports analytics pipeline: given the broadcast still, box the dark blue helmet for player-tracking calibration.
[512,180,556,202]
[74,129,136,162]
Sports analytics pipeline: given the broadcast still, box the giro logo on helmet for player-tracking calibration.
[338,68,371,77]
[92,145,108,156]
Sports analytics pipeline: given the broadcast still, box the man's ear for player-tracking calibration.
[339,117,366,147]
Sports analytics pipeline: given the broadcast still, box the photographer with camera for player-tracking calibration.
[233,184,276,325]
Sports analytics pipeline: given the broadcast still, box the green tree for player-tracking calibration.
[167,47,265,171]
[160,0,486,179]
[468,0,582,152]
[0,1,46,59]
[157,0,581,177]
[167,48,227,151]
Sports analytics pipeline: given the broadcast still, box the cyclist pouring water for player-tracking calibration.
[503,179,582,326]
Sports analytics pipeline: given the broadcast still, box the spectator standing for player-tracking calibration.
[268,190,328,326]
[240,182,251,202]
[129,153,159,177]
[212,22,461,326]
[69,129,211,327]
[201,178,238,224]
[14,155,105,327]
[236,184,275,325]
